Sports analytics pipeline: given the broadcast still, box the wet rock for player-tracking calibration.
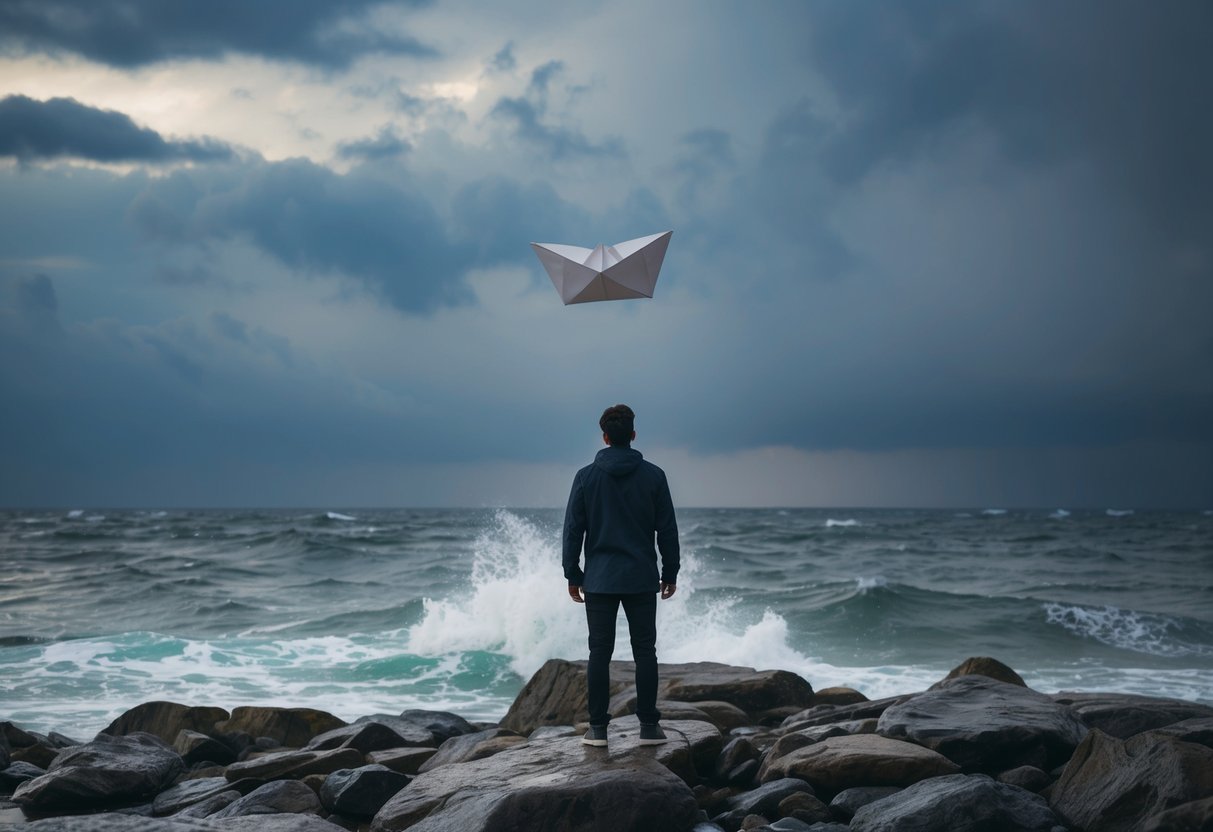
[10,743,58,769]
[5,815,346,830]
[997,764,1052,792]
[215,706,346,748]
[46,732,81,749]
[828,786,901,821]
[11,732,183,813]
[877,675,1088,772]
[691,701,753,732]
[172,788,240,818]
[307,721,415,755]
[777,790,831,824]
[528,725,578,739]
[365,746,437,775]
[741,816,771,831]
[224,746,365,782]
[0,760,45,793]
[850,773,1062,832]
[779,695,912,734]
[319,764,409,817]
[151,774,261,815]
[726,759,759,787]
[1050,728,1213,832]
[760,734,960,795]
[812,687,869,706]
[930,656,1027,689]
[1142,795,1213,832]
[370,735,699,832]
[351,715,443,747]
[173,729,236,766]
[416,727,523,773]
[611,716,723,785]
[712,777,815,831]
[1,721,40,749]
[715,737,759,784]
[1056,692,1213,739]
[100,702,229,746]
[1143,717,1213,750]
[210,778,322,818]
[394,709,478,745]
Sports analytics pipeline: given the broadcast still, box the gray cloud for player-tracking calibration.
[490,62,626,161]
[0,95,233,163]
[336,126,411,162]
[0,0,436,68]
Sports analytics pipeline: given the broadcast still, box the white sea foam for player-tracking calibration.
[326,512,356,521]
[855,575,887,592]
[67,510,84,518]
[1106,509,1134,517]
[982,509,1007,516]
[406,510,814,681]
[825,519,860,528]
[1050,509,1071,519]
[1043,602,1207,658]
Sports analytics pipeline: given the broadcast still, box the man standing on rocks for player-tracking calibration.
[563,403,680,747]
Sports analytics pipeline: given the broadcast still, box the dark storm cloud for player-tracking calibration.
[806,0,1213,240]
[488,42,517,73]
[336,126,411,162]
[490,62,626,161]
[0,95,233,163]
[0,0,436,68]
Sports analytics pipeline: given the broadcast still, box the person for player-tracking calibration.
[563,403,680,747]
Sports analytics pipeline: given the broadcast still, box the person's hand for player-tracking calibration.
[660,582,676,600]
[568,585,585,603]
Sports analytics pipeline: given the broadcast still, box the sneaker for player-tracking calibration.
[581,726,608,747]
[638,723,667,745]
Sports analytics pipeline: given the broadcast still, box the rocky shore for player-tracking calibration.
[3,656,1212,831]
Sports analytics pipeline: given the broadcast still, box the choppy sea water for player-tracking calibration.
[1,507,1211,739]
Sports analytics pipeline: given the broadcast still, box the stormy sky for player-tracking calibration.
[0,0,1209,508]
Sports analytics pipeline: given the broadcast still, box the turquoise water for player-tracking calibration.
[2,507,1211,738]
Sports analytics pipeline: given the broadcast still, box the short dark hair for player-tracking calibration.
[599,404,635,446]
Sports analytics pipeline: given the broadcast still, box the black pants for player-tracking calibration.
[585,591,660,728]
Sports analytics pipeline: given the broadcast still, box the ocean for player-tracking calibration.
[2,507,1211,739]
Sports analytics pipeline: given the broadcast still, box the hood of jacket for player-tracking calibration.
[594,446,643,477]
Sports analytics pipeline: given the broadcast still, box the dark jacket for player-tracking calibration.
[562,445,679,594]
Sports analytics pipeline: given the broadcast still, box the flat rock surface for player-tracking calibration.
[224,747,364,782]
[849,773,1062,832]
[210,779,322,818]
[760,734,960,795]
[1054,692,1213,739]
[877,675,1088,771]
[370,735,699,832]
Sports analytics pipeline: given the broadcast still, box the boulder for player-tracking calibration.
[151,775,261,815]
[172,729,236,766]
[0,728,9,768]
[11,732,184,812]
[1142,796,1213,832]
[1143,717,1213,750]
[100,701,229,746]
[0,760,45,793]
[173,788,241,818]
[210,778,322,818]
[416,728,524,773]
[307,722,415,755]
[320,764,409,817]
[366,746,437,775]
[760,734,960,795]
[930,656,1027,689]
[528,725,578,740]
[1050,729,1213,832]
[712,778,815,831]
[828,786,901,821]
[224,747,365,782]
[215,706,346,748]
[690,701,752,733]
[1055,692,1213,739]
[10,743,59,769]
[502,659,814,734]
[876,675,1088,772]
[610,716,723,785]
[370,735,699,832]
[1,721,41,749]
[849,773,1062,832]
[997,765,1052,793]
[812,687,869,706]
[777,791,832,825]
[8,815,346,831]
[779,695,912,733]
[715,737,760,784]
[394,710,478,745]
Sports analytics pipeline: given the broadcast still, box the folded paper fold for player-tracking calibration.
[531,231,672,305]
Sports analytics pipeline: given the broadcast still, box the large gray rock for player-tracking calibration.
[100,702,229,747]
[209,779,322,818]
[370,735,699,832]
[151,775,261,816]
[366,747,437,775]
[214,706,346,748]
[8,816,346,831]
[0,723,9,768]
[394,710,478,745]
[416,728,524,773]
[320,764,409,817]
[849,773,1062,832]
[1142,795,1213,832]
[172,789,241,818]
[711,778,815,831]
[759,734,960,795]
[502,659,814,734]
[876,675,1088,772]
[11,732,184,812]
[1143,717,1213,750]
[0,760,45,793]
[172,730,236,766]
[779,695,912,734]
[1055,692,1213,739]
[223,746,365,781]
[828,786,902,821]
[307,722,415,755]
[1050,728,1213,832]
[930,656,1027,689]
[609,716,724,785]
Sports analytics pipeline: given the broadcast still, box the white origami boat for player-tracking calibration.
[531,231,672,305]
